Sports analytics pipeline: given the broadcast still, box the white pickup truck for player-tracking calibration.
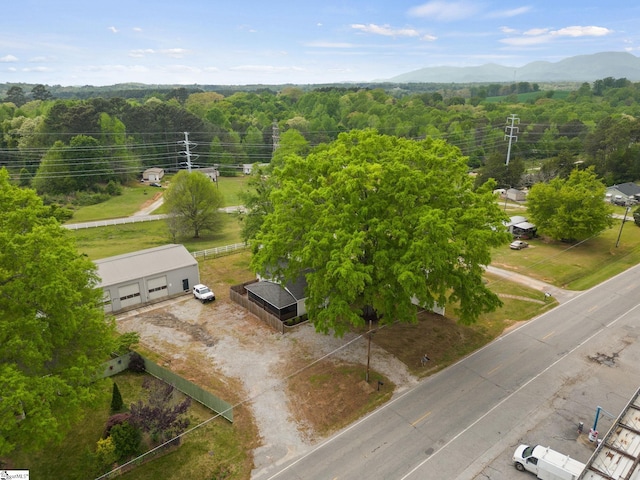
[513,444,585,480]
[193,284,215,303]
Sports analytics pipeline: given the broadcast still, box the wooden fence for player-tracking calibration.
[230,281,285,334]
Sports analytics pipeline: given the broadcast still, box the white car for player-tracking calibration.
[510,240,529,250]
[193,284,215,303]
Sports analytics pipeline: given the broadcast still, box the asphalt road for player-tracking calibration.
[255,263,640,480]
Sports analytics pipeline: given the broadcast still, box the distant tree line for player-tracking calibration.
[1,77,639,199]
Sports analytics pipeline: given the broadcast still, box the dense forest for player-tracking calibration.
[1,77,639,204]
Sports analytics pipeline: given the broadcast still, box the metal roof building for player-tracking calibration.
[579,387,640,480]
[96,244,199,312]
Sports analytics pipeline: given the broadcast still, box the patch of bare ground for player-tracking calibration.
[116,295,418,479]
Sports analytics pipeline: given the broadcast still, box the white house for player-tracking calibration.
[142,167,165,182]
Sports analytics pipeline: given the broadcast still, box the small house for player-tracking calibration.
[243,163,270,175]
[199,167,220,182]
[142,167,165,182]
[605,183,640,206]
[506,188,526,202]
[505,216,537,239]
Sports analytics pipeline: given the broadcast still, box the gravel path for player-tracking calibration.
[115,296,418,479]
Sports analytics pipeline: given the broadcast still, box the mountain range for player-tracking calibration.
[386,52,640,84]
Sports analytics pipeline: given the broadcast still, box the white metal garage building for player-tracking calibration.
[96,244,200,313]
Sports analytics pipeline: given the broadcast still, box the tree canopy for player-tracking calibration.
[163,170,224,238]
[526,167,614,242]
[0,169,116,455]
[250,130,511,335]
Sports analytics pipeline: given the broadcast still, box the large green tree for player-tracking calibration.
[526,167,614,242]
[239,128,310,242]
[164,170,224,238]
[33,135,113,194]
[251,130,511,335]
[0,169,116,456]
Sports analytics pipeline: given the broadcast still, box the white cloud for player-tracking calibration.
[408,1,480,21]
[422,34,438,41]
[22,66,52,72]
[524,28,550,36]
[28,56,54,62]
[108,26,118,34]
[160,48,189,58]
[351,24,420,37]
[133,27,143,32]
[129,49,155,58]
[487,6,532,19]
[500,26,517,34]
[502,25,613,46]
[553,26,612,37]
[0,54,18,62]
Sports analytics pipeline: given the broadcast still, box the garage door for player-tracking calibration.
[118,283,141,309]
[147,276,168,300]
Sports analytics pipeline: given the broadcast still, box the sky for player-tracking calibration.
[1,0,639,86]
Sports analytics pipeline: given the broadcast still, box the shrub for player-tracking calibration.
[95,436,117,470]
[105,180,122,196]
[109,421,141,461]
[110,382,124,413]
[104,412,132,437]
[129,378,191,445]
[128,352,145,373]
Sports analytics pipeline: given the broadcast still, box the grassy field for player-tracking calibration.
[68,183,160,223]
[68,175,249,223]
[71,213,244,259]
[491,220,640,290]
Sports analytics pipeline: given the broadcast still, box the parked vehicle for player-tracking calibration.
[513,444,584,480]
[193,284,215,303]
[510,240,529,250]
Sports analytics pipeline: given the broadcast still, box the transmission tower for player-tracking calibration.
[177,131,198,172]
[504,114,520,165]
[272,119,280,154]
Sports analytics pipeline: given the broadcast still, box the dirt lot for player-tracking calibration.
[116,294,417,478]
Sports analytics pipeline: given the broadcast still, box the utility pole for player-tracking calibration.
[177,132,198,172]
[616,206,631,248]
[366,319,372,383]
[504,114,519,165]
[272,119,280,155]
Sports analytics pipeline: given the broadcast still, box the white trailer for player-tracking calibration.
[513,444,585,480]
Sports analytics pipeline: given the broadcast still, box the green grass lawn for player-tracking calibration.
[72,214,243,260]
[216,175,249,207]
[491,220,640,290]
[68,183,160,223]
[68,175,250,223]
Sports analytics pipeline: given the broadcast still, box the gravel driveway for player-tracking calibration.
[115,295,418,478]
